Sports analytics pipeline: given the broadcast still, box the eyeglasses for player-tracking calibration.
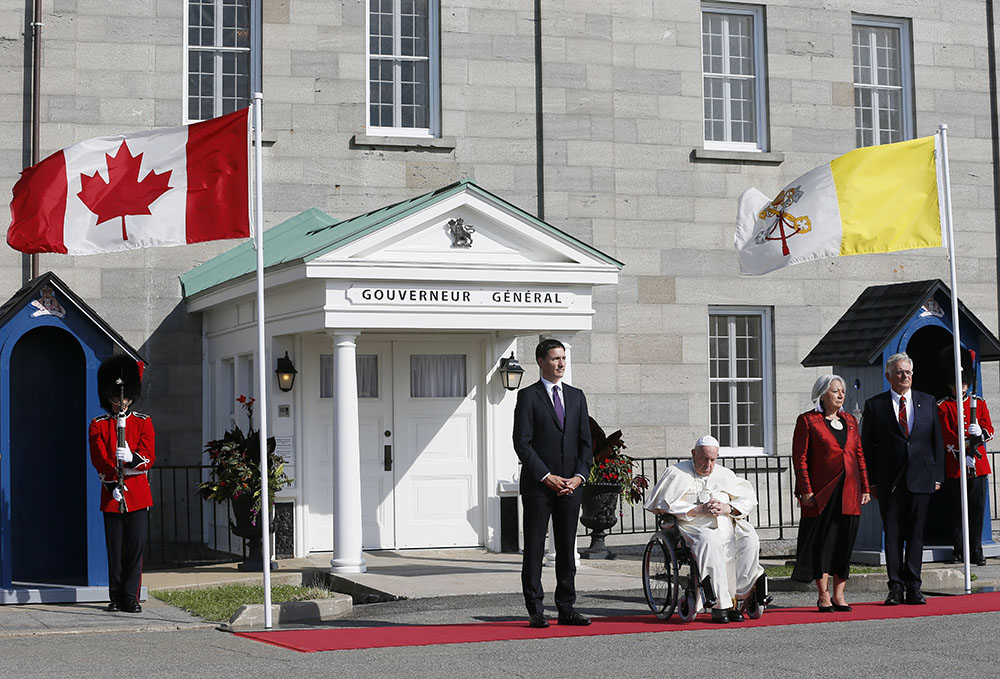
[891,370,913,377]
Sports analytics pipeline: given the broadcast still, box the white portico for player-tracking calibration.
[181,181,621,573]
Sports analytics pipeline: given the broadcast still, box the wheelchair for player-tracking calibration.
[641,512,769,621]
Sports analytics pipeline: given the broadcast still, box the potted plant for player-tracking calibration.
[197,395,293,570]
[580,417,648,559]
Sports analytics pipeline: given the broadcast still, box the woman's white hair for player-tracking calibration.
[811,374,846,412]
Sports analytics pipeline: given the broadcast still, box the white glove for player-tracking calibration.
[112,487,124,503]
[116,444,133,464]
[968,423,983,437]
[966,456,977,469]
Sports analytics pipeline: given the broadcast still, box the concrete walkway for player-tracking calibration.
[3,543,998,635]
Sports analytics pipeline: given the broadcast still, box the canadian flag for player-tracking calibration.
[7,108,250,255]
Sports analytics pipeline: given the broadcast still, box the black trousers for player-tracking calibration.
[946,475,988,560]
[521,491,582,617]
[878,486,930,589]
[103,509,148,605]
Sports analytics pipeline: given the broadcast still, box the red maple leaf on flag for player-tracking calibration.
[77,140,173,242]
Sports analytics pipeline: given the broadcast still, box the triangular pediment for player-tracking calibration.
[310,182,618,270]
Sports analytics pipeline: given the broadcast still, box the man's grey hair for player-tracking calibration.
[811,374,845,410]
[885,352,912,373]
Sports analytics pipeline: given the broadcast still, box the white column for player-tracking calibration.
[543,334,581,568]
[328,330,367,573]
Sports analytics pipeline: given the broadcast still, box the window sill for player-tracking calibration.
[690,148,784,165]
[352,133,457,151]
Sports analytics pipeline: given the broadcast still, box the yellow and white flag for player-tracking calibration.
[734,135,943,275]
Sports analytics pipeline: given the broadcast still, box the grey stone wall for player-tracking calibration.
[0,0,996,464]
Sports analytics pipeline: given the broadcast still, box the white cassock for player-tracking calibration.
[643,459,764,610]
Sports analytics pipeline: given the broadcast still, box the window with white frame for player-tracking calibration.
[187,0,252,122]
[852,16,913,148]
[367,0,440,137]
[701,3,767,151]
[708,308,773,454]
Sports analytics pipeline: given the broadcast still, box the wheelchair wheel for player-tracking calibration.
[676,556,700,622]
[642,533,678,619]
[677,589,698,622]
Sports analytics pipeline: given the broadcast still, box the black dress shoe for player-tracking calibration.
[817,599,834,613]
[945,555,961,564]
[831,603,852,612]
[558,611,591,626]
[528,613,550,629]
[106,600,120,613]
[884,589,903,606]
[727,609,744,622]
[976,557,988,566]
[904,588,927,605]
[122,600,142,613]
[710,608,730,624]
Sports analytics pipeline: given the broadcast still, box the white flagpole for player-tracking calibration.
[252,92,273,627]
[939,123,971,594]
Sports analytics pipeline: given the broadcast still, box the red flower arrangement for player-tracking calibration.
[587,418,649,504]
[197,396,293,525]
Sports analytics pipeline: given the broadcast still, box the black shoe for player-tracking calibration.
[976,556,988,566]
[904,587,927,605]
[831,603,853,612]
[727,609,744,622]
[105,600,120,613]
[817,599,834,613]
[710,608,730,624]
[122,600,142,613]
[945,555,961,564]
[558,611,591,626]
[884,589,903,606]
[528,613,550,629]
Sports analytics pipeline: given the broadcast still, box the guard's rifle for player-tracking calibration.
[115,375,128,513]
[966,357,983,478]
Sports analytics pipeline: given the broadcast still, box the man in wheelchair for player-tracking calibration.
[644,435,767,623]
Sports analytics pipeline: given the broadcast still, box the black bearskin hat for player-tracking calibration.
[97,354,142,413]
[937,345,975,391]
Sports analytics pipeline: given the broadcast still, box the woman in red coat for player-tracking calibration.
[791,375,870,612]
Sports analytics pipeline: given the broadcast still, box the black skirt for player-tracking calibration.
[791,474,860,582]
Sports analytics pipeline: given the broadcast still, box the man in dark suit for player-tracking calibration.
[513,338,593,628]
[862,352,945,605]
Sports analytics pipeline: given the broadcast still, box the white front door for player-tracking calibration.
[302,336,482,551]
[391,340,483,548]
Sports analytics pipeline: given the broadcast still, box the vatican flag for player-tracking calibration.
[734,135,943,275]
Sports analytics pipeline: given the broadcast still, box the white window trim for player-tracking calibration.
[852,14,914,146]
[701,2,768,153]
[708,306,774,457]
[183,0,254,124]
[365,0,441,138]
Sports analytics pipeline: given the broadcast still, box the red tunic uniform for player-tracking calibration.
[937,395,993,479]
[792,410,870,518]
[88,411,155,512]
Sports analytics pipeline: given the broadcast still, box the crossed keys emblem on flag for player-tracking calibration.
[753,185,812,256]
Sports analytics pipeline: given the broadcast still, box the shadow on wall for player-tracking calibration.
[138,301,205,467]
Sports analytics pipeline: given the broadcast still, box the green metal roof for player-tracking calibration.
[180,179,623,298]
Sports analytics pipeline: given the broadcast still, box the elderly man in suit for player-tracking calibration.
[513,338,593,629]
[862,352,945,605]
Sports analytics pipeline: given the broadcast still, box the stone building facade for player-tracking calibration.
[1,0,997,471]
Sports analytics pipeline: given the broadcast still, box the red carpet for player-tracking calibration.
[235,592,1000,652]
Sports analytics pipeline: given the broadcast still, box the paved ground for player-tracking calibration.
[2,536,998,636]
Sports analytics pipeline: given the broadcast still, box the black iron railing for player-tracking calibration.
[145,465,245,569]
[583,455,801,540]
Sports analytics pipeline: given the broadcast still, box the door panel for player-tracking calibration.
[392,340,482,548]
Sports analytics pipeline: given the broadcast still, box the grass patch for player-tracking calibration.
[763,563,884,578]
[151,583,334,622]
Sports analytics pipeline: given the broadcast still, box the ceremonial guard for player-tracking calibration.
[89,355,155,613]
[937,374,993,566]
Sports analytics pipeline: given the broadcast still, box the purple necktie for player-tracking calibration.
[552,385,565,428]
